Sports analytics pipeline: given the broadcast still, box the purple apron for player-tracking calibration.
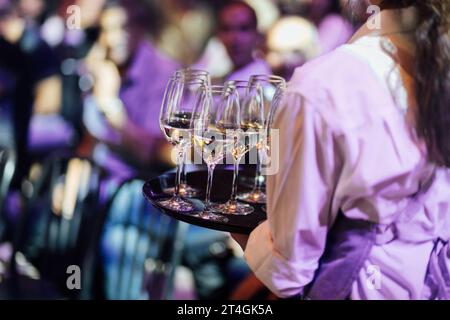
[301,212,450,300]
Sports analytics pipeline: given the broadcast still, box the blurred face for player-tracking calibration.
[19,0,44,20]
[99,6,142,67]
[0,4,25,44]
[218,4,258,70]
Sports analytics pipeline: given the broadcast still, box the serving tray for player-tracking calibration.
[142,169,267,234]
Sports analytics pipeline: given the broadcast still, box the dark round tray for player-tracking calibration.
[142,169,267,234]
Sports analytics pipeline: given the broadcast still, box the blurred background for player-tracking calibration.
[0,0,367,300]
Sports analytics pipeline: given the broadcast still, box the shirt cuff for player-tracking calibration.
[244,221,309,298]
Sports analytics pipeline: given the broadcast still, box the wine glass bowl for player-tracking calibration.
[238,75,286,205]
[208,81,264,215]
[162,69,211,198]
[157,76,206,212]
[192,85,237,221]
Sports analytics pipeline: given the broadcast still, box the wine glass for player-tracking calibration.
[158,76,204,212]
[238,75,286,204]
[250,84,286,214]
[192,85,237,221]
[162,69,210,198]
[209,80,263,215]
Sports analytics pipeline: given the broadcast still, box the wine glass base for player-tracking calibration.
[239,176,266,189]
[237,190,267,204]
[158,196,195,212]
[163,184,201,197]
[210,201,254,216]
[195,211,229,222]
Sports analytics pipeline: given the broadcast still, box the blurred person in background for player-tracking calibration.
[266,16,320,80]
[0,0,61,244]
[158,0,213,67]
[82,0,178,300]
[0,0,60,177]
[306,0,354,54]
[17,0,46,25]
[10,0,74,157]
[40,0,106,140]
[217,0,271,81]
[83,0,178,182]
[0,0,32,181]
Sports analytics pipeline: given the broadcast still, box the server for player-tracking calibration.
[233,0,450,300]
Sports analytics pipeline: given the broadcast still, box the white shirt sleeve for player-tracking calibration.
[244,92,343,298]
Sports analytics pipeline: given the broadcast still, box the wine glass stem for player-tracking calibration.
[205,163,216,210]
[230,157,241,202]
[174,147,185,197]
[253,151,263,191]
[181,159,187,185]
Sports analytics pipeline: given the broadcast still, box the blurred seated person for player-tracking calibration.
[17,0,47,26]
[217,0,271,81]
[0,0,62,243]
[40,0,106,138]
[0,1,32,183]
[2,0,73,158]
[0,0,62,178]
[158,0,213,67]
[13,1,74,156]
[82,0,179,301]
[266,16,320,80]
[83,0,178,182]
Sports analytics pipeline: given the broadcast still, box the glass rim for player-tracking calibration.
[203,85,234,94]
[224,80,255,89]
[249,74,285,81]
[175,68,210,75]
[249,74,286,86]
[168,77,207,85]
[174,69,211,81]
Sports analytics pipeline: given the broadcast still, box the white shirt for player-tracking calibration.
[244,7,450,300]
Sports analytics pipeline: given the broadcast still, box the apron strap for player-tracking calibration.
[303,211,377,300]
[424,239,450,300]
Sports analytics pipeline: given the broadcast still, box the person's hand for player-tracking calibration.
[85,43,121,100]
[101,96,127,130]
[85,45,126,130]
[91,60,121,104]
[93,61,125,130]
[230,233,250,251]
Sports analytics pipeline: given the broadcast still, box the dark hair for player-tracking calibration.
[217,0,258,30]
[382,0,450,166]
[328,0,342,15]
[0,0,13,17]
